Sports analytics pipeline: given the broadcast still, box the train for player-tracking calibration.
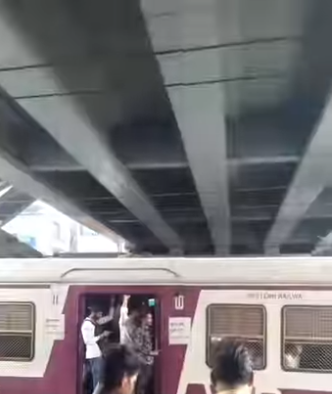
[0,256,332,394]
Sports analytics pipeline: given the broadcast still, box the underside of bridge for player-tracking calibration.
[0,0,331,256]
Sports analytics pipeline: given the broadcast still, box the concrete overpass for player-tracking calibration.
[0,0,331,256]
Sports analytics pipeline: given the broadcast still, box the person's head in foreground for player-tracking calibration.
[210,339,253,394]
[100,345,141,394]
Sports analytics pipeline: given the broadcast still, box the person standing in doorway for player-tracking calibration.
[121,297,157,394]
[81,305,111,391]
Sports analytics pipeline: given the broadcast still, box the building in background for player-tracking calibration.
[3,201,125,256]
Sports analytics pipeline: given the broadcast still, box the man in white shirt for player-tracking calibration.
[81,305,110,391]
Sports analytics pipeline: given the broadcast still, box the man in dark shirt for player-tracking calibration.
[120,297,156,394]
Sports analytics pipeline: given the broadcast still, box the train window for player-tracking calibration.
[282,306,332,372]
[0,303,35,361]
[206,304,266,369]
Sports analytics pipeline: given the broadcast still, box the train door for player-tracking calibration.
[79,292,161,394]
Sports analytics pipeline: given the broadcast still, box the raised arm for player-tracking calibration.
[97,296,117,325]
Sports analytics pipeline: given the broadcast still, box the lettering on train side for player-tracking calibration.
[247,292,303,300]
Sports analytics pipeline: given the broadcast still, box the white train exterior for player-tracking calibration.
[0,256,331,394]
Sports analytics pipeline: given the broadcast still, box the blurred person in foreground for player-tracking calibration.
[210,339,254,394]
[94,345,141,394]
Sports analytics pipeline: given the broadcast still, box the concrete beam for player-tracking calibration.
[152,0,230,255]
[0,2,183,252]
[30,151,298,173]
[30,159,186,173]
[0,147,123,245]
[230,155,299,167]
[0,82,123,243]
[169,84,230,255]
[264,91,332,252]
[107,202,332,224]
[27,149,84,173]
[18,96,183,252]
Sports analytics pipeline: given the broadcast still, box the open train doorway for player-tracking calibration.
[80,293,159,394]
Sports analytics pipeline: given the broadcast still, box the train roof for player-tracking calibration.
[0,256,332,285]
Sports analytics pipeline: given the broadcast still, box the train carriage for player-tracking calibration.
[0,257,332,394]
